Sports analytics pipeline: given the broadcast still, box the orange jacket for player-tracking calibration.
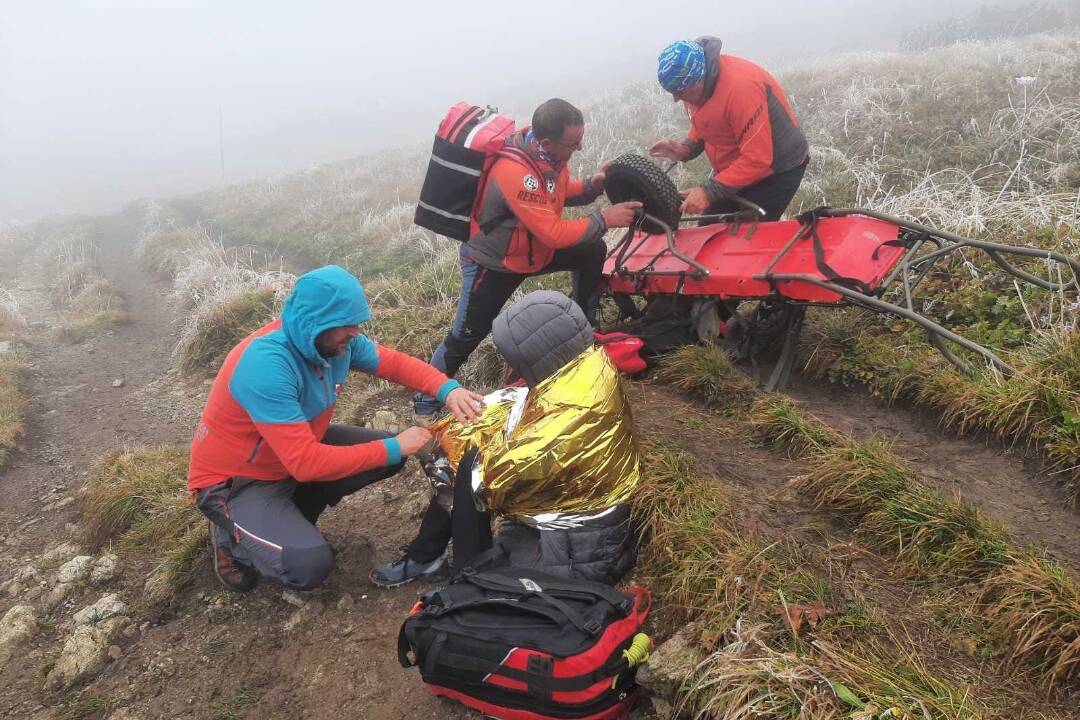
[464,130,605,274]
[684,39,808,191]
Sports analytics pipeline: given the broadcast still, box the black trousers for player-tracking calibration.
[701,159,809,223]
[405,449,493,568]
[435,239,606,380]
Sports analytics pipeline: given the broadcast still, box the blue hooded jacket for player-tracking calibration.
[188,265,460,489]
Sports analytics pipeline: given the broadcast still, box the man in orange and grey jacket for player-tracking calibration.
[649,37,809,221]
[414,98,641,417]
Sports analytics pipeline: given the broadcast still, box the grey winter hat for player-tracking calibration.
[491,290,593,388]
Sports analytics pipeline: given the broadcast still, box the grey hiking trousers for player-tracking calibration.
[196,425,406,589]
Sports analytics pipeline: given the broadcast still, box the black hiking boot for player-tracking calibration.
[369,552,449,588]
[209,522,259,593]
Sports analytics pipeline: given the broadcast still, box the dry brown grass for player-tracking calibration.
[0,349,28,469]
[978,556,1080,689]
[55,279,130,342]
[81,446,205,604]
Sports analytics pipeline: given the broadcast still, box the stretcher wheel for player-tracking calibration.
[604,153,682,234]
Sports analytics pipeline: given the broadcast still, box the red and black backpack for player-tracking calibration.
[414,102,545,241]
[398,566,652,719]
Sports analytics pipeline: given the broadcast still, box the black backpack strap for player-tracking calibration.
[397,620,417,668]
[465,570,633,615]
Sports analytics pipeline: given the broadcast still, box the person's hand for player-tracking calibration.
[395,426,434,456]
[649,139,689,162]
[601,201,643,228]
[590,160,613,192]
[444,387,485,425]
[680,187,710,214]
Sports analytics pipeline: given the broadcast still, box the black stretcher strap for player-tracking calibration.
[795,207,873,295]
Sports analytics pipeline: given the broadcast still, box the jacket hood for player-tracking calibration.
[696,36,723,101]
[492,290,592,387]
[281,265,371,363]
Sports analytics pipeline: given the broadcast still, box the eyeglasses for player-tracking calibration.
[554,138,583,151]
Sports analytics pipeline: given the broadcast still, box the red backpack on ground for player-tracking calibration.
[414,102,521,241]
[398,566,652,720]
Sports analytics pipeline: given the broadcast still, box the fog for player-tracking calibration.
[1,0,995,223]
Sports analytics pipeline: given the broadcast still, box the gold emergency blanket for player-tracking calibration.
[433,345,640,517]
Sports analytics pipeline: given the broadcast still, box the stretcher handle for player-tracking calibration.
[632,211,710,280]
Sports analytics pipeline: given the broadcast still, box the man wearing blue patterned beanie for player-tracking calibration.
[650,37,808,222]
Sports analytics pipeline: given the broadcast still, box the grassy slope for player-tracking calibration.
[89,29,1080,716]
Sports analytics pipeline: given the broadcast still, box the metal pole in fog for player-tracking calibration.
[218,107,225,185]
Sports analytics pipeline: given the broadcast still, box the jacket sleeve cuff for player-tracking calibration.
[704,178,736,203]
[435,379,462,404]
[682,138,705,160]
[382,437,402,465]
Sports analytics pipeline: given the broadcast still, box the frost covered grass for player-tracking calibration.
[45,229,129,342]
[157,223,294,375]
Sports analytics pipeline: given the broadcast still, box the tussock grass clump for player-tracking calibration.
[654,345,756,409]
[0,289,24,333]
[138,226,204,279]
[678,623,844,720]
[0,349,28,469]
[978,557,1080,689]
[680,622,987,720]
[749,395,842,455]
[797,440,1012,580]
[177,287,278,375]
[810,326,1080,502]
[81,446,205,604]
[56,279,129,342]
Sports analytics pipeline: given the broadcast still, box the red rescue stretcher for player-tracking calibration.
[603,205,1080,390]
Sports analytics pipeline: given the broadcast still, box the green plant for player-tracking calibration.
[653,345,757,410]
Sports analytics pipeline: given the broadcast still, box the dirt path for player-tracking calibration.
[0,212,480,720]
[785,376,1080,574]
[0,208,188,557]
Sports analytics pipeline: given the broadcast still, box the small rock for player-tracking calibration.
[73,593,128,626]
[108,645,123,661]
[635,626,705,707]
[57,555,94,584]
[337,593,354,610]
[0,605,37,667]
[112,379,124,388]
[53,496,75,511]
[122,625,137,639]
[44,617,124,689]
[281,590,307,608]
[90,554,119,584]
[369,410,400,433]
[156,656,177,678]
[40,543,81,565]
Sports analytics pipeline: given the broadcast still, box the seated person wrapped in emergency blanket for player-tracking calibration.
[370,290,641,586]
